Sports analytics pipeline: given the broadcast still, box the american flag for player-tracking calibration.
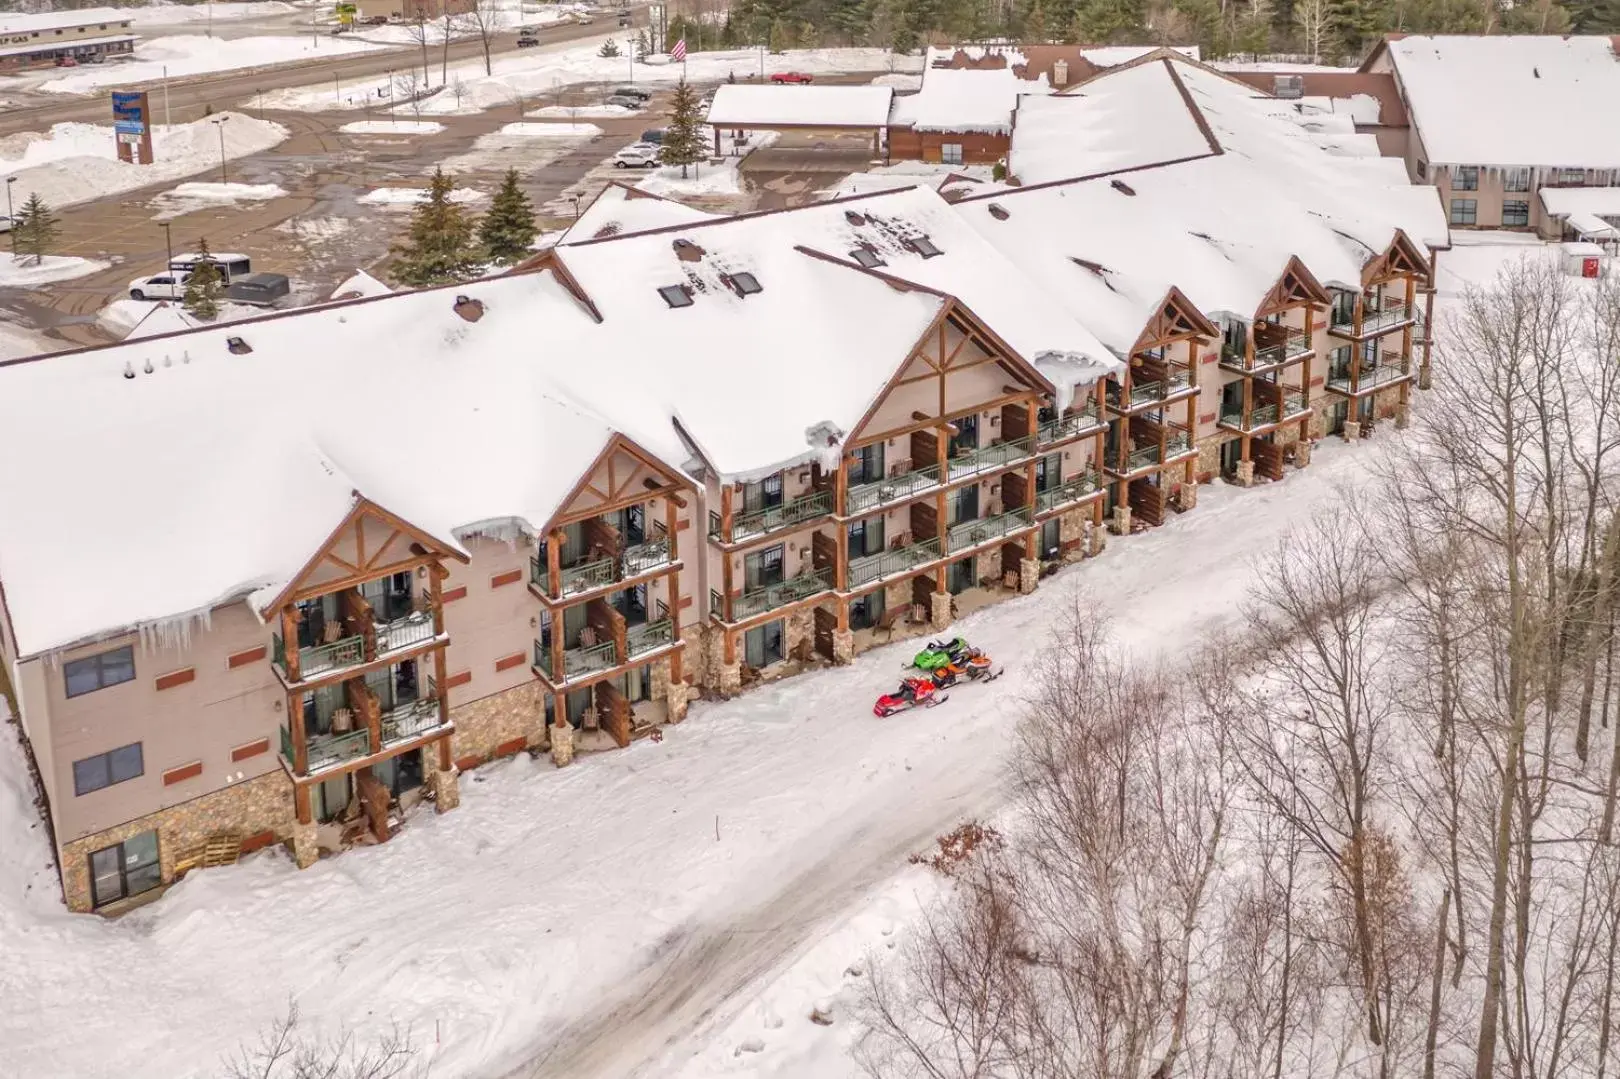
[670,37,687,61]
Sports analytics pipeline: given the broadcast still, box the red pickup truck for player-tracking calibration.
[769,72,813,84]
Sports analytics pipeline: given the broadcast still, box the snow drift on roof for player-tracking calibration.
[1539,185,1620,219]
[705,84,894,128]
[0,6,129,32]
[328,268,392,300]
[889,65,1052,134]
[1383,36,1620,168]
[122,302,204,341]
[1081,45,1200,66]
[560,183,726,245]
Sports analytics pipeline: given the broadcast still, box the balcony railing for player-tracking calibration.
[1328,357,1411,393]
[1255,329,1312,368]
[846,464,941,515]
[281,724,370,774]
[623,522,673,576]
[1036,404,1104,446]
[947,507,1033,553]
[1108,371,1193,410]
[375,611,436,655]
[711,490,833,543]
[529,554,616,599]
[848,536,943,589]
[732,567,834,621]
[272,632,365,682]
[947,436,1035,481]
[1279,391,1310,419]
[1035,470,1101,513]
[380,688,442,747]
[627,617,674,658]
[563,639,619,679]
[1220,403,1279,431]
[1331,300,1413,336]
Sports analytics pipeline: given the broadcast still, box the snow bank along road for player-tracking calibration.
[0,436,1376,1079]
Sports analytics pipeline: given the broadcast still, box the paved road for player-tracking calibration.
[0,13,638,137]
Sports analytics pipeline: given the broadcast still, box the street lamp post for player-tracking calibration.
[210,116,230,184]
[5,177,16,256]
[159,222,173,268]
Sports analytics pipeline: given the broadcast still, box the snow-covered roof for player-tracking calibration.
[961,57,1446,355]
[0,7,133,32]
[1379,36,1620,168]
[1539,185,1620,219]
[0,33,136,57]
[889,65,1052,134]
[559,182,725,245]
[121,302,203,341]
[1009,60,1216,185]
[705,84,895,128]
[1081,45,1200,66]
[1297,93,1381,124]
[0,272,683,657]
[328,269,392,301]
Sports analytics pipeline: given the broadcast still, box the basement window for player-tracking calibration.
[658,284,694,308]
[906,235,942,259]
[725,272,762,296]
[850,246,884,269]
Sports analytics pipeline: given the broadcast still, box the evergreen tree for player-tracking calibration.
[1024,0,1049,40]
[660,79,707,178]
[827,0,869,43]
[182,237,224,320]
[389,167,482,287]
[635,26,651,58]
[599,37,621,57]
[768,15,790,50]
[11,192,58,267]
[479,169,538,264]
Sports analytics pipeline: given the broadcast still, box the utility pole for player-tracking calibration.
[161,65,171,128]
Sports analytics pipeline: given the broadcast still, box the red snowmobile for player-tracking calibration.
[874,676,948,717]
[929,648,1003,688]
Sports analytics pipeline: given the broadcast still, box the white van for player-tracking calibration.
[169,252,252,283]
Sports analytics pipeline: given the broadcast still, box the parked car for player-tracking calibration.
[54,55,78,67]
[361,13,388,24]
[224,273,291,308]
[612,144,660,168]
[517,29,540,46]
[770,71,813,83]
[611,86,652,102]
[0,216,12,234]
[128,273,189,301]
[170,252,251,283]
[573,13,594,23]
[603,94,643,109]
[639,127,665,144]
[84,52,106,63]
[330,23,351,34]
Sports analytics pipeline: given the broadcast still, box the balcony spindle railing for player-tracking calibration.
[717,490,833,542]
[845,464,941,514]
[732,568,834,621]
[947,436,1036,481]
[272,632,365,682]
[375,610,436,655]
[380,681,443,746]
[848,537,942,589]
[1035,469,1100,513]
[627,617,674,657]
[562,640,619,679]
[281,724,370,773]
[947,507,1033,553]
[622,521,672,576]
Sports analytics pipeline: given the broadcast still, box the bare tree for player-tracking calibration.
[225,1002,420,1079]
[466,0,505,76]
[1292,0,1329,63]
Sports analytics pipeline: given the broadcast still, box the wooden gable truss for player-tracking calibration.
[1255,255,1332,318]
[1360,229,1431,289]
[1129,286,1220,356]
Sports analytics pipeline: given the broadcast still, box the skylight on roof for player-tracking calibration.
[850,247,884,269]
[907,236,942,259]
[987,203,1010,220]
[727,272,762,296]
[658,284,694,308]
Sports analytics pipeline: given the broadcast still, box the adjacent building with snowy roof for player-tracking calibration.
[887,48,1052,165]
[0,6,135,69]
[704,84,894,155]
[1362,34,1620,236]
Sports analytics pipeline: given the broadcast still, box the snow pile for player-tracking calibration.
[357,186,485,206]
[96,298,261,338]
[0,113,287,211]
[149,180,287,219]
[870,71,922,90]
[37,33,386,95]
[339,120,446,135]
[121,1,298,25]
[0,255,108,287]
[276,215,352,243]
[259,42,922,115]
[634,160,741,197]
[328,268,392,300]
[121,301,206,340]
[527,104,635,119]
[498,121,604,138]
[558,182,726,245]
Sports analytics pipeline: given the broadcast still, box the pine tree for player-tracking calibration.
[11,192,58,267]
[182,237,224,320]
[1024,0,1049,40]
[598,37,620,57]
[478,168,538,264]
[389,167,482,287]
[659,79,707,178]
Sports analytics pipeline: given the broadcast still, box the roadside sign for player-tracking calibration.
[114,120,144,136]
[109,89,153,165]
[117,132,141,146]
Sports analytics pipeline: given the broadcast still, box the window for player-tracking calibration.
[64,645,135,698]
[744,620,785,668]
[1560,168,1585,185]
[1040,518,1061,561]
[72,742,144,796]
[950,483,979,526]
[1329,345,1352,381]
[1449,198,1478,226]
[940,143,963,165]
[848,442,884,485]
[1503,168,1531,192]
[1035,453,1061,491]
[949,413,979,457]
[1502,200,1530,227]
[726,272,762,296]
[1453,166,1479,191]
[849,590,886,631]
[849,246,884,269]
[1415,158,1428,181]
[657,284,693,308]
[848,517,885,559]
[907,236,942,258]
[88,830,160,908]
[744,545,784,591]
[743,473,783,512]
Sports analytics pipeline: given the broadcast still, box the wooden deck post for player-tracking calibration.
[289,689,308,776]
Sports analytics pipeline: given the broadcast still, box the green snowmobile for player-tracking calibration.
[909,636,971,672]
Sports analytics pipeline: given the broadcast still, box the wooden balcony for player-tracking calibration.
[1106,427,1194,478]
[1329,300,1415,339]
[529,520,675,602]
[844,463,942,515]
[711,567,834,623]
[945,436,1036,482]
[1035,468,1102,513]
[847,536,942,589]
[1326,354,1412,395]
[1220,326,1313,373]
[1036,402,1105,446]
[1105,371,1195,414]
[708,490,833,544]
[946,507,1034,554]
[279,676,447,777]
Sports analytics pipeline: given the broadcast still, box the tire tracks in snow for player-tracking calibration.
[505,771,1000,1079]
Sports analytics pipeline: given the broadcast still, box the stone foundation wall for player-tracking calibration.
[1056,503,1091,560]
[60,769,295,913]
[1195,435,1225,481]
[974,548,1001,587]
[450,680,546,765]
[784,606,814,661]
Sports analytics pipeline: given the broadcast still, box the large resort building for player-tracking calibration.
[0,52,1446,913]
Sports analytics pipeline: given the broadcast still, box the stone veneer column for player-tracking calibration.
[1018,558,1040,595]
[929,590,952,630]
[1235,460,1255,487]
[1179,480,1199,510]
[550,721,575,767]
[1111,503,1132,536]
[717,660,742,697]
[1343,421,1361,442]
[292,818,318,869]
[1294,440,1313,469]
[1086,520,1107,558]
[1396,402,1410,430]
[832,628,855,665]
[428,766,460,812]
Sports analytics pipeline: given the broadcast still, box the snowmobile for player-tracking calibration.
[929,648,1003,688]
[874,676,948,717]
[909,636,971,672]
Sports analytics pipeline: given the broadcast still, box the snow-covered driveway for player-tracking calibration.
[0,437,1376,1079]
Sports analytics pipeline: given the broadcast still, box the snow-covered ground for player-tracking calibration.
[528,103,635,119]
[636,159,742,197]
[339,119,446,135]
[149,180,287,219]
[259,40,921,115]
[0,113,287,210]
[36,33,386,95]
[353,2,575,45]
[498,120,603,137]
[121,1,300,26]
[357,185,486,206]
[0,254,108,287]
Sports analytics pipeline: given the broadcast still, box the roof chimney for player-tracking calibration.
[1052,59,1069,86]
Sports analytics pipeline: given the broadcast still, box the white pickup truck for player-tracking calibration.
[128,272,189,301]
